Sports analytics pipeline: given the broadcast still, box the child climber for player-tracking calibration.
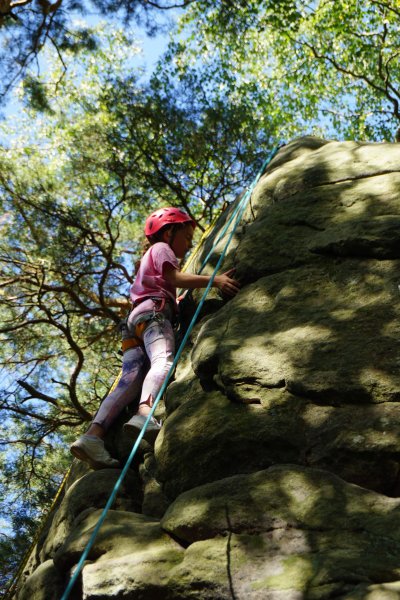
[70,206,240,469]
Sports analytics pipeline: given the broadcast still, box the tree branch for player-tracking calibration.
[16,380,60,406]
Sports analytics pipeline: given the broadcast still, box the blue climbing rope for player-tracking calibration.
[60,144,281,600]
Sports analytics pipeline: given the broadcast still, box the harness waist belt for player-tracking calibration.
[132,296,166,310]
[121,320,149,352]
[121,338,141,352]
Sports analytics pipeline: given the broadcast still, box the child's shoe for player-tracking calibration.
[70,434,120,469]
[123,415,161,445]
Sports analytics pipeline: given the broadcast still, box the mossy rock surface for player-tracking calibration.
[54,509,182,572]
[162,464,400,544]
[17,137,400,599]
[16,560,65,600]
[41,469,142,560]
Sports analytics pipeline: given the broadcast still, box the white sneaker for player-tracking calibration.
[123,415,161,445]
[70,435,120,469]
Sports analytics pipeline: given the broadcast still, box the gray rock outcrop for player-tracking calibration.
[15,137,400,599]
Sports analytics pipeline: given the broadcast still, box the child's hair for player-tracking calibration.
[134,223,186,274]
[146,222,183,245]
[134,238,151,274]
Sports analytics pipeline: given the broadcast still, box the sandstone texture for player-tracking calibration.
[15,137,400,599]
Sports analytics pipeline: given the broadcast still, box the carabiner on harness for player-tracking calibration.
[120,297,168,353]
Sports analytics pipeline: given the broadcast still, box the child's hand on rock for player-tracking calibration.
[215,268,240,297]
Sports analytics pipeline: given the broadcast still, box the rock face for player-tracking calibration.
[16,137,400,599]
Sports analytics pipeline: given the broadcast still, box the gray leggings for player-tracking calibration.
[93,318,175,432]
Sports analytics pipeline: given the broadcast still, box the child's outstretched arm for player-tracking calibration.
[164,266,240,297]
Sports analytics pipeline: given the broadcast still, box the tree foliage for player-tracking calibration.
[0,0,194,103]
[2,0,399,138]
[175,0,400,140]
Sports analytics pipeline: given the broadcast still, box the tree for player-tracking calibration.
[0,0,198,104]
[0,436,68,595]
[174,0,400,140]
[3,0,398,140]
[0,32,143,589]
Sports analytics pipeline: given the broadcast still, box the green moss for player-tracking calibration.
[251,555,316,591]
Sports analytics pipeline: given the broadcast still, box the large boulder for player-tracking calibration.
[15,137,400,600]
[161,464,400,543]
[155,138,400,499]
[160,465,400,599]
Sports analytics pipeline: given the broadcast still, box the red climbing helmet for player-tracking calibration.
[144,207,196,238]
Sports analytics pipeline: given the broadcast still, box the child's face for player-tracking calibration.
[170,224,194,259]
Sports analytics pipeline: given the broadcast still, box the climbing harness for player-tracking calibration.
[120,297,168,352]
[120,321,147,351]
[59,143,282,600]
